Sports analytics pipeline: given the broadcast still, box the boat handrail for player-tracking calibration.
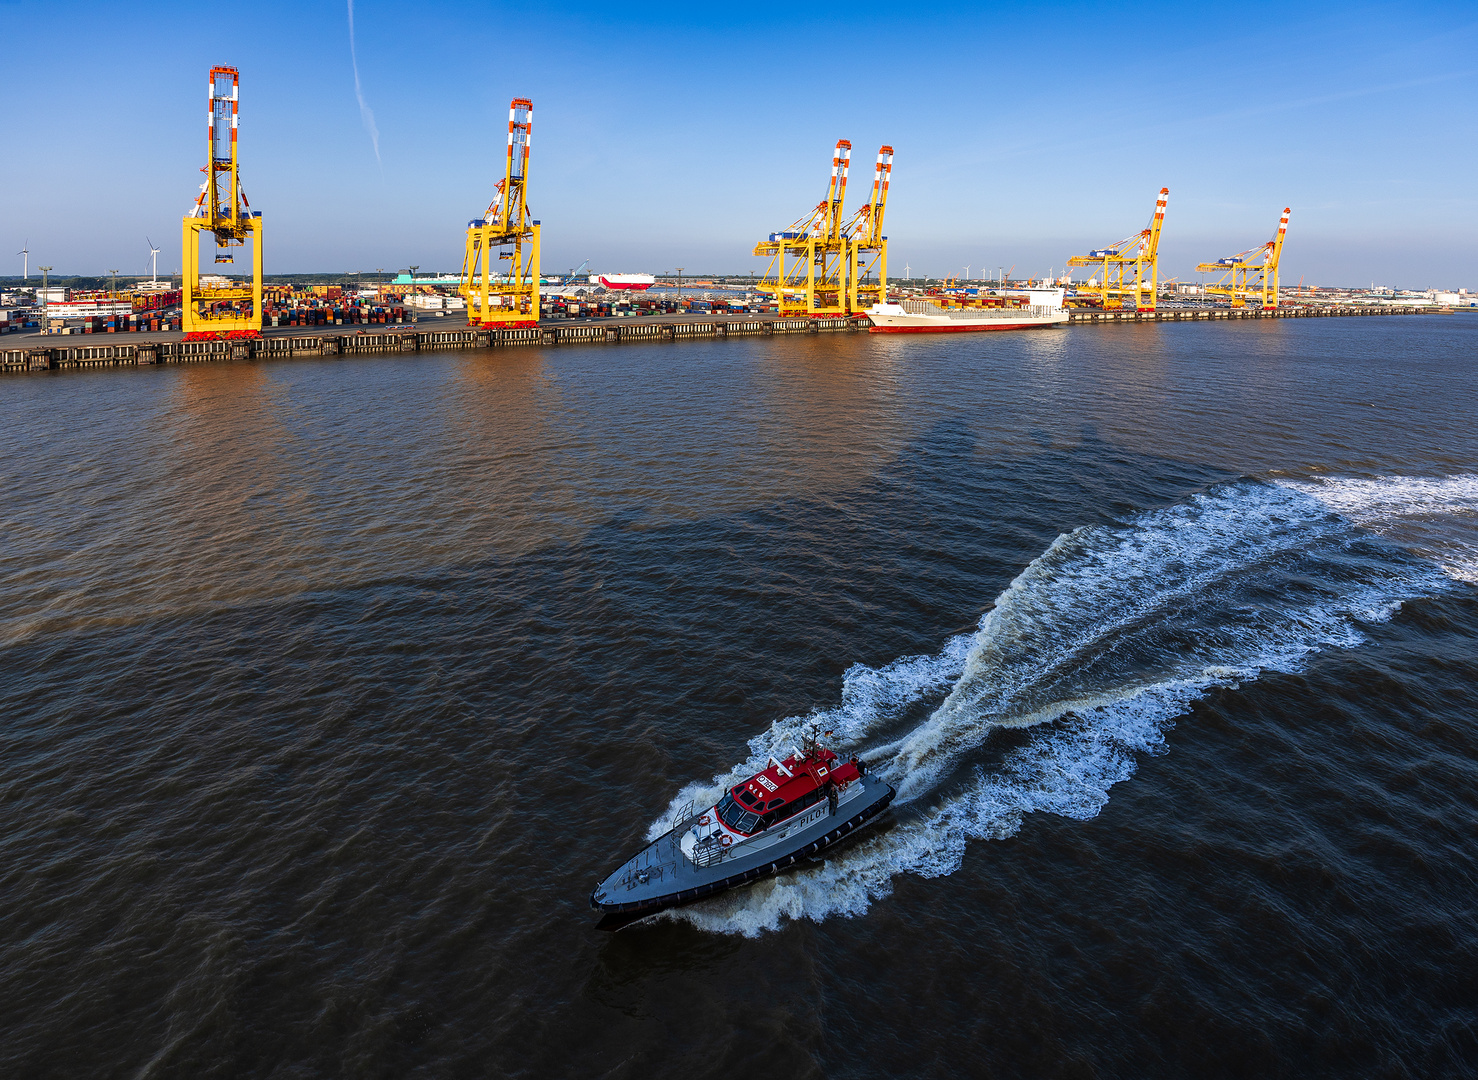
[944,304,1060,319]
[671,799,698,829]
[897,298,1061,319]
[899,298,945,314]
[690,833,734,869]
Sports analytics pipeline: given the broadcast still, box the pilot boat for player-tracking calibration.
[590,738,895,930]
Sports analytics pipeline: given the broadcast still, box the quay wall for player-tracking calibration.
[0,306,1442,375]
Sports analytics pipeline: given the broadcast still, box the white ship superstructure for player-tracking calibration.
[866,294,1068,333]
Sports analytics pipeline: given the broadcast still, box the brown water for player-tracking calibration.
[2,316,1477,1078]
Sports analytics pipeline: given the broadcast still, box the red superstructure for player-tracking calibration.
[707,743,865,840]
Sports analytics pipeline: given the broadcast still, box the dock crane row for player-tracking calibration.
[1066,187,1169,312]
[158,70,1301,333]
[461,98,541,328]
[752,142,893,317]
[1195,208,1291,310]
[181,66,263,336]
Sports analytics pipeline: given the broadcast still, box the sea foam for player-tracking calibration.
[655,477,1462,936]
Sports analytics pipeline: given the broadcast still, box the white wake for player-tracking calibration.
[652,476,1469,936]
[1281,474,1478,583]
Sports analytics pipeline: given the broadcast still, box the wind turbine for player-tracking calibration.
[147,238,160,283]
[904,263,911,280]
[963,265,971,281]
[17,240,28,280]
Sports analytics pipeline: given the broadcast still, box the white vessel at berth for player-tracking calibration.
[866,290,1069,333]
[590,273,656,291]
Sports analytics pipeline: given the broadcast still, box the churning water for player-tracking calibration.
[659,476,1464,937]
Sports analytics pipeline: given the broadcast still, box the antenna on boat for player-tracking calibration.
[800,723,837,759]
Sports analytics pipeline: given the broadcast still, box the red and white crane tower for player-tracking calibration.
[181,65,263,336]
[753,140,856,317]
[1196,207,1291,310]
[461,98,540,327]
[847,146,893,312]
[1066,187,1169,311]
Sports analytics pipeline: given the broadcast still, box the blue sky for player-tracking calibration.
[2,1,1474,287]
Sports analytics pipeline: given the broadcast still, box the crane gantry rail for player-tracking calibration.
[1066,187,1169,312]
[461,98,540,328]
[1195,208,1291,310]
[181,65,263,336]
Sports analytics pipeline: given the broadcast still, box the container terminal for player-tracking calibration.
[2,68,1469,373]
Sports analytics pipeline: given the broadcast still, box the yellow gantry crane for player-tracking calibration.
[462,98,540,328]
[1195,208,1291,310]
[753,141,855,317]
[181,65,263,336]
[1066,187,1169,312]
[847,146,893,312]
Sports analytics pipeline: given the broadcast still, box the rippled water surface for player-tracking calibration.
[3,317,1477,1078]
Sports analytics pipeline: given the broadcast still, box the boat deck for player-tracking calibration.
[591,774,896,927]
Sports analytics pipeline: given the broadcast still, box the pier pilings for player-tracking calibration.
[1063,305,1436,324]
[0,307,1442,375]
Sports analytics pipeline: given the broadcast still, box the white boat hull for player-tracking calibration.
[866,302,1069,334]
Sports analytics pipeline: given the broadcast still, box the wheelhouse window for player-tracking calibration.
[717,793,760,834]
[738,789,757,806]
[736,788,829,834]
[771,788,823,825]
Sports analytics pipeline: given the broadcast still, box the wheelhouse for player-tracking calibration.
[711,747,863,837]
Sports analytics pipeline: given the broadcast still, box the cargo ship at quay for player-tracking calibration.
[865,289,1070,333]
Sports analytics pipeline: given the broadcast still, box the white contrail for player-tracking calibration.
[347,0,381,165]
